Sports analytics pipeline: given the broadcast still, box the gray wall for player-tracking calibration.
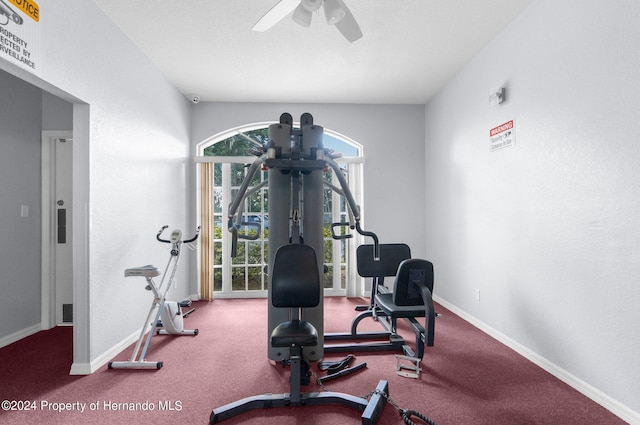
[0,71,43,339]
[43,91,73,130]
[424,0,640,417]
[0,71,74,343]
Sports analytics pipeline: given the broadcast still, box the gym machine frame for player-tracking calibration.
[210,113,387,424]
[323,242,436,361]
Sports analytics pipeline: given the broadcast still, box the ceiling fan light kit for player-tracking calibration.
[253,0,362,42]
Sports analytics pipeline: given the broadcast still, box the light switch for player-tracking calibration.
[20,205,29,217]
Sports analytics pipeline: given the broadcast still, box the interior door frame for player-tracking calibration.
[41,130,73,330]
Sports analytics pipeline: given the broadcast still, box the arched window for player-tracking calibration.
[196,123,364,300]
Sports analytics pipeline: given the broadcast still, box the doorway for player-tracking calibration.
[41,131,73,328]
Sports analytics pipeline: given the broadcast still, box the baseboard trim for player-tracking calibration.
[69,329,141,375]
[0,324,41,349]
[434,295,639,424]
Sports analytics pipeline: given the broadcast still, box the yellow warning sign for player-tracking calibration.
[7,0,40,22]
[0,0,39,72]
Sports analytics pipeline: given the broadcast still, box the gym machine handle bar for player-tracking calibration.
[227,155,267,257]
[331,222,353,240]
[226,154,380,260]
[324,157,380,260]
[229,221,261,257]
[156,225,201,244]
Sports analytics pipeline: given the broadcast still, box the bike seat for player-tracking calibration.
[124,265,160,278]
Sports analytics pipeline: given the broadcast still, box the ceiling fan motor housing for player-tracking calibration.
[301,0,322,12]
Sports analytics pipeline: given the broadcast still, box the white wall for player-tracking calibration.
[424,0,640,420]
[0,1,193,372]
[191,102,427,257]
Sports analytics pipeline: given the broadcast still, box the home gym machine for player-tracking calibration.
[108,225,200,370]
[210,113,388,424]
[323,240,437,378]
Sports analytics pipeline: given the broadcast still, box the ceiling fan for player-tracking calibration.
[253,0,363,42]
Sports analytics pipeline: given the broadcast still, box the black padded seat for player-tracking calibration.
[356,244,411,279]
[373,258,436,351]
[272,244,320,309]
[375,293,426,318]
[270,244,321,348]
[375,258,433,319]
[272,320,318,347]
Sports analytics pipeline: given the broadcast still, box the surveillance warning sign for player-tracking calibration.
[489,119,515,152]
[0,0,40,72]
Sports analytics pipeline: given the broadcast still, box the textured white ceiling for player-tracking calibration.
[92,0,533,104]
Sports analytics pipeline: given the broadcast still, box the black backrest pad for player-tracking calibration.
[356,244,411,278]
[271,244,321,308]
[393,259,434,306]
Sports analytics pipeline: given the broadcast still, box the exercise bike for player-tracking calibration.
[108,225,200,370]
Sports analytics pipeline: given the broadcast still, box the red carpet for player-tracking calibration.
[0,298,627,424]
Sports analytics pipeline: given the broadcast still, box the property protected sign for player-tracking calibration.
[0,0,40,72]
[489,119,515,152]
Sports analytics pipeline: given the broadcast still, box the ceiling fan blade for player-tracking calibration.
[334,0,362,42]
[253,0,301,32]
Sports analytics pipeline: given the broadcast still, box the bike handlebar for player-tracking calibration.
[184,226,201,243]
[156,225,170,243]
[156,225,200,244]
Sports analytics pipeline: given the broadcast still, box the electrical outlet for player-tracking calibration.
[475,288,481,302]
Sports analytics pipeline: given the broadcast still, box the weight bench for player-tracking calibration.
[325,244,436,361]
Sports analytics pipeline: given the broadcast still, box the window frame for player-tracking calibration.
[195,123,365,299]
